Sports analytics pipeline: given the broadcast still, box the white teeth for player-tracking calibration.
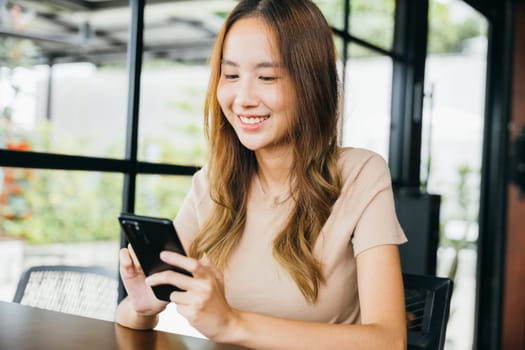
[239,115,269,124]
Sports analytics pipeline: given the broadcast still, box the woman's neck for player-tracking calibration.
[255,148,293,197]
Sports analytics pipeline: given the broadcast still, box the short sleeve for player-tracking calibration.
[174,167,210,252]
[349,154,407,256]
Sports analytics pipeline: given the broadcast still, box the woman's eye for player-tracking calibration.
[259,76,277,82]
[224,74,239,80]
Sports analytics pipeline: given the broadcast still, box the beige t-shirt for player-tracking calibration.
[174,147,407,325]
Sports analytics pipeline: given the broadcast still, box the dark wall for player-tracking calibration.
[502,1,525,349]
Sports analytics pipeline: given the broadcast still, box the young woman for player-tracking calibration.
[116,1,407,349]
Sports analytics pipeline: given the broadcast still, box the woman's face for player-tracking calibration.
[217,17,296,154]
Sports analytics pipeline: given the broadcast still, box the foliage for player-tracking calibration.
[0,95,206,242]
[350,0,396,51]
[439,164,479,281]
[3,169,122,243]
[0,38,37,68]
[1,122,201,244]
[135,174,192,219]
[1,33,206,245]
[317,0,486,57]
[0,58,205,244]
[0,37,36,238]
[428,1,487,54]
[314,0,345,28]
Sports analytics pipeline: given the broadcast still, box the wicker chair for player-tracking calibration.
[13,265,118,321]
[404,273,453,350]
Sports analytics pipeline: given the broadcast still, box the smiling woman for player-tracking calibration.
[116,1,407,349]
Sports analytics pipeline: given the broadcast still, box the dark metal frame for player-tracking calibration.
[389,0,428,188]
[333,0,414,153]
[331,0,428,189]
[471,1,514,349]
[0,149,197,175]
[122,0,144,218]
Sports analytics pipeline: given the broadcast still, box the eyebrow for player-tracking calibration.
[221,59,281,69]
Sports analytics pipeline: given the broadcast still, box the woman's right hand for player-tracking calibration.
[119,245,168,316]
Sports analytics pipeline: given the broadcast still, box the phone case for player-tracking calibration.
[118,213,192,301]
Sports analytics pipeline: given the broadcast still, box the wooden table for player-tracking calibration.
[0,301,247,350]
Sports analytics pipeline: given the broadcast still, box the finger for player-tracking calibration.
[145,270,195,291]
[127,244,144,273]
[119,247,132,267]
[159,251,200,275]
[119,248,138,276]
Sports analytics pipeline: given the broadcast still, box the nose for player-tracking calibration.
[234,77,259,108]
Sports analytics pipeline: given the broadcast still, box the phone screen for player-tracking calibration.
[118,213,192,301]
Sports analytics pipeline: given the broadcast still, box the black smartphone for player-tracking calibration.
[118,213,192,301]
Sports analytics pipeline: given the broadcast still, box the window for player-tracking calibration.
[139,1,237,166]
[0,2,130,158]
[422,1,488,348]
[318,0,399,161]
[0,167,121,300]
[342,44,393,159]
[0,1,213,306]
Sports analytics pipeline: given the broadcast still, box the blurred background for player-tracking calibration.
[1,1,523,349]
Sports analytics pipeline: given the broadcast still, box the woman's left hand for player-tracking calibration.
[145,251,240,342]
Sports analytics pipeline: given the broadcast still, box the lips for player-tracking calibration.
[238,114,270,125]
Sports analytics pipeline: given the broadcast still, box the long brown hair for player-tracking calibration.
[189,0,342,303]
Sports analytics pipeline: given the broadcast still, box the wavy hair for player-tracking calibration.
[189,0,342,303]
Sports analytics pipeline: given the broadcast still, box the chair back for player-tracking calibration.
[395,190,441,275]
[13,265,118,321]
[403,273,453,350]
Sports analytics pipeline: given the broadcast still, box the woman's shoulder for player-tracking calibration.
[337,147,389,175]
[335,147,392,193]
[191,165,209,187]
[187,165,211,204]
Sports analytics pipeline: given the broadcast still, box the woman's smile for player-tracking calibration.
[237,114,270,129]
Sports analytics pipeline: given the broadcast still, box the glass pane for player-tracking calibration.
[135,174,193,219]
[0,1,130,158]
[314,0,345,29]
[341,44,393,160]
[349,0,395,50]
[423,1,488,349]
[139,1,237,166]
[0,167,122,302]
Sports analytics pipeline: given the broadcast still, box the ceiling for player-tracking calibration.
[0,0,237,65]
